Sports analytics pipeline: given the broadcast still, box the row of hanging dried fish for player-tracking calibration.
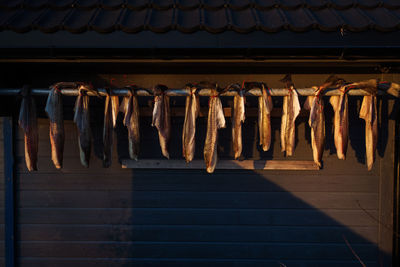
[18,76,398,173]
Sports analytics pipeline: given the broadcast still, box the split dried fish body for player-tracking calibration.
[232,89,245,159]
[45,85,64,169]
[121,90,140,160]
[329,87,349,160]
[103,92,119,168]
[304,89,325,168]
[258,85,273,151]
[73,86,92,167]
[204,91,226,173]
[19,86,38,171]
[152,85,171,159]
[359,92,378,171]
[280,86,300,156]
[182,87,199,162]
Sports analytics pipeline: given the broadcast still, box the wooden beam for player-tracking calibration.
[121,159,319,170]
[2,117,15,267]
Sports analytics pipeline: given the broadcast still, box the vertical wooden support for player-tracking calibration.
[378,98,396,266]
[393,109,400,267]
[3,117,15,267]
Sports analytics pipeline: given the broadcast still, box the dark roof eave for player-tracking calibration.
[1,30,400,59]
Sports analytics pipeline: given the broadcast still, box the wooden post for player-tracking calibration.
[3,117,15,267]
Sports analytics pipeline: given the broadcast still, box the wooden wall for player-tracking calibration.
[8,94,396,267]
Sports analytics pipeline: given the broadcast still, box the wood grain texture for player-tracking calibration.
[14,98,391,266]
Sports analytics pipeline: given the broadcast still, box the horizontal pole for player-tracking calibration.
[0,87,388,96]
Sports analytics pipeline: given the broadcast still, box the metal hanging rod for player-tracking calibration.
[0,86,391,96]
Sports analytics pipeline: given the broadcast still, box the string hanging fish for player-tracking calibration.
[18,85,38,171]
[45,83,64,169]
[152,84,171,159]
[204,83,226,173]
[329,78,349,160]
[280,75,300,156]
[103,89,119,167]
[354,79,379,171]
[229,83,246,159]
[182,84,199,163]
[74,83,97,167]
[121,87,140,161]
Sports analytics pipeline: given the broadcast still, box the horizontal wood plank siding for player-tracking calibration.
[15,95,389,267]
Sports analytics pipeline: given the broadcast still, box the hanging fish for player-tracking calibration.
[121,87,140,160]
[304,75,344,168]
[182,84,199,162]
[258,83,273,151]
[103,89,119,168]
[45,84,65,169]
[280,75,300,156]
[204,85,226,173]
[73,84,95,167]
[18,85,38,171]
[152,84,171,159]
[329,80,349,160]
[229,83,246,159]
[356,80,378,171]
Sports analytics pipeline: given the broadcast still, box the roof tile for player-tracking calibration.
[281,8,315,31]
[90,8,122,32]
[0,0,23,9]
[230,8,256,32]
[35,8,71,32]
[120,8,147,32]
[176,8,200,32]
[6,9,45,32]
[335,8,371,31]
[256,8,286,32]
[0,0,398,34]
[362,8,400,31]
[147,8,174,32]
[203,8,228,33]
[63,8,97,32]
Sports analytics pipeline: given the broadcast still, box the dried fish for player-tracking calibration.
[280,75,300,156]
[304,89,325,168]
[231,83,246,159]
[19,85,38,171]
[329,85,349,160]
[103,89,119,167]
[45,84,64,169]
[204,87,226,173]
[121,87,140,160]
[358,80,378,171]
[152,85,171,159]
[258,84,273,151]
[182,85,199,162]
[73,84,93,167]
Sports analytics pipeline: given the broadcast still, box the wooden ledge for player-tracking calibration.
[121,159,319,170]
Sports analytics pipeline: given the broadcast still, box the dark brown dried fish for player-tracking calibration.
[258,84,273,151]
[280,75,300,156]
[304,87,325,168]
[152,85,171,159]
[359,83,378,171]
[103,89,119,168]
[73,84,93,167]
[19,85,38,171]
[45,84,64,169]
[121,88,140,160]
[329,85,349,160]
[182,85,199,162]
[204,88,226,173]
